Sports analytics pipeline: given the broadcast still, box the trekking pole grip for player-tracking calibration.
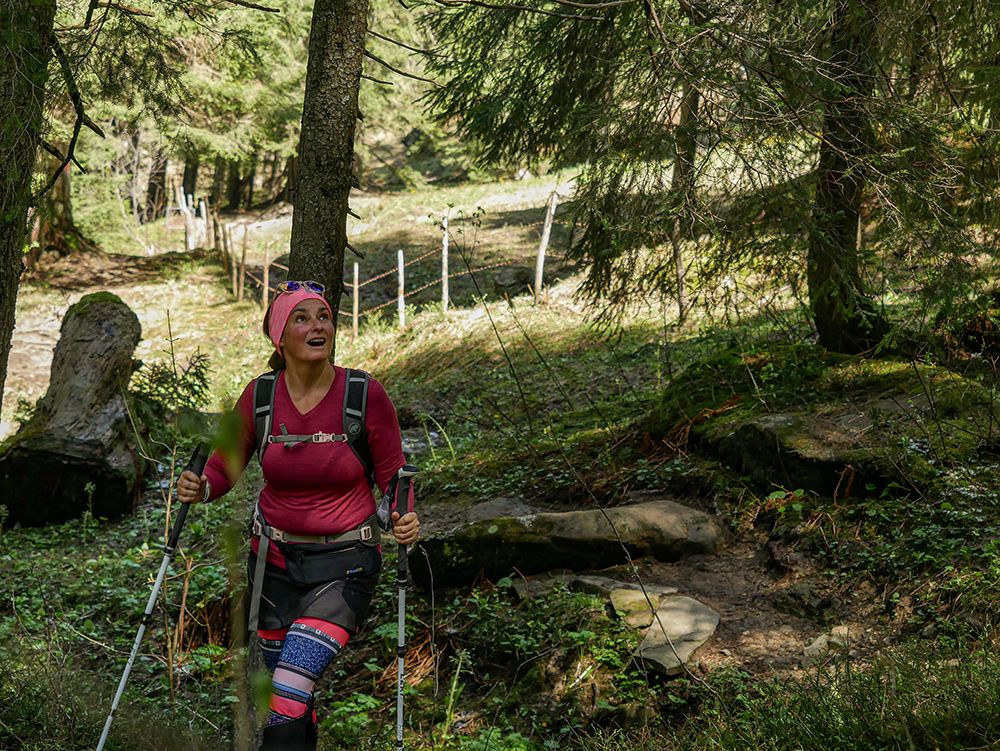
[394,464,419,579]
[167,442,210,551]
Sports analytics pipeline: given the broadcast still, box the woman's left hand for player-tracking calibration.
[391,511,420,545]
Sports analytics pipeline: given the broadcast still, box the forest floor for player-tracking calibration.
[5,257,898,692]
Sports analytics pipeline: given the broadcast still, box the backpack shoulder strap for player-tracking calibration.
[343,368,374,486]
[252,369,282,466]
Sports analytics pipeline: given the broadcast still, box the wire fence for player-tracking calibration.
[200,192,569,338]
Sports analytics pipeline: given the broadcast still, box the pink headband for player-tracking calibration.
[268,289,332,349]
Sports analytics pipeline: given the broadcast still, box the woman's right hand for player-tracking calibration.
[177,470,208,504]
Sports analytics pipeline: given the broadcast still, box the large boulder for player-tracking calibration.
[0,292,145,526]
[410,499,724,589]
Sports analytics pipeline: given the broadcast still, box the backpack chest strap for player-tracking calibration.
[268,423,349,449]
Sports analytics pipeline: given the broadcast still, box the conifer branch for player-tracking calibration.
[364,50,440,86]
[545,0,633,8]
[98,2,155,15]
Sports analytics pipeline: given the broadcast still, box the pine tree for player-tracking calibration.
[422,0,1000,353]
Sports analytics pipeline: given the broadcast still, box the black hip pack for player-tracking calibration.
[278,540,381,588]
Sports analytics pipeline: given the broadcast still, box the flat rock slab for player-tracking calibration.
[634,596,720,675]
[511,572,678,624]
[411,499,724,589]
[611,588,678,629]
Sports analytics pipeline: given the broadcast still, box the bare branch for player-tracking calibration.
[41,141,87,173]
[221,0,280,12]
[435,0,608,22]
[346,243,365,259]
[368,29,444,57]
[36,41,104,201]
[364,50,440,86]
[361,73,394,85]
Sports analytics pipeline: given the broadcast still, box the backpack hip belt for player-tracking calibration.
[251,508,380,545]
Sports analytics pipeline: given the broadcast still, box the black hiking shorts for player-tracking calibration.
[248,540,382,633]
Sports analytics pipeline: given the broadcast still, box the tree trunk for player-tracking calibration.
[807,0,888,354]
[283,156,298,204]
[211,156,226,206]
[667,83,700,324]
[244,154,257,209]
[144,149,168,222]
[0,0,56,417]
[182,152,200,201]
[0,293,145,527]
[226,160,244,211]
[287,0,370,356]
[27,141,100,263]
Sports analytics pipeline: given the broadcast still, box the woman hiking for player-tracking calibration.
[176,280,419,751]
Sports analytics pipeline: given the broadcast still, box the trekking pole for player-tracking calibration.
[96,442,211,751]
[393,464,419,751]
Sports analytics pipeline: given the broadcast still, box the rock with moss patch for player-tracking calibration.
[648,344,1000,498]
[410,499,724,589]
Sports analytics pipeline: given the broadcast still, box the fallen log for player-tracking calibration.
[0,292,145,527]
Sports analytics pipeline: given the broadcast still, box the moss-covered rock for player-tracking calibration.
[646,344,1000,498]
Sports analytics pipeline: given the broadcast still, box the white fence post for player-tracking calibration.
[442,215,449,312]
[535,192,559,302]
[353,263,360,339]
[397,249,405,328]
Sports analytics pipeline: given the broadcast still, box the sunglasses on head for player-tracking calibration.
[277,280,325,294]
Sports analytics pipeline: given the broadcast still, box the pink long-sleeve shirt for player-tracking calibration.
[202,367,411,565]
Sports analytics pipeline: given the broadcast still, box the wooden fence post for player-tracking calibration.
[227,225,238,296]
[397,249,405,328]
[442,215,449,312]
[203,197,214,248]
[239,227,247,302]
[353,263,360,339]
[535,192,558,302]
[222,223,231,273]
[262,242,270,310]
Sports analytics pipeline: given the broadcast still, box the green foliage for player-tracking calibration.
[320,692,384,745]
[129,350,213,454]
[665,647,1000,751]
[422,0,1000,339]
